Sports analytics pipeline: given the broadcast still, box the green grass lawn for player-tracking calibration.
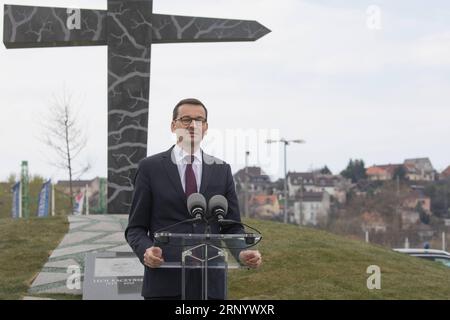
[0,216,69,300]
[228,218,450,299]
[0,216,449,300]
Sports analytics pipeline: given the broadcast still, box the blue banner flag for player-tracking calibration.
[11,181,21,219]
[37,180,51,217]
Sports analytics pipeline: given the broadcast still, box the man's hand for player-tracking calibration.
[239,250,262,269]
[144,246,164,268]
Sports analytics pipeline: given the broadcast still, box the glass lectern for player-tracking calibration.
[154,232,261,300]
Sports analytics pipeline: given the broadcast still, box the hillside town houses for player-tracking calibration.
[234,157,450,237]
[1,156,448,249]
[440,165,450,180]
[366,158,436,181]
[234,167,351,226]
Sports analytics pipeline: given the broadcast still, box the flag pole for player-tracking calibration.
[51,182,55,217]
[85,184,89,216]
[19,181,22,219]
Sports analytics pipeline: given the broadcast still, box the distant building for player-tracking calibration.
[440,166,450,180]
[361,211,387,233]
[397,187,432,228]
[234,166,271,193]
[234,167,273,216]
[57,177,101,195]
[287,172,315,197]
[293,191,330,226]
[403,158,436,181]
[311,175,341,196]
[249,194,280,220]
[402,190,432,214]
[287,172,349,203]
[400,209,421,229]
[56,177,106,212]
[366,164,403,181]
[403,191,431,214]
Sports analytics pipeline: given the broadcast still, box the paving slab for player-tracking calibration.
[44,259,80,269]
[85,215,118,221]
[94,232,125,243]
[106,244,133,253]
[68,216,90,222]
[83,222,123,232]
[30,272,70,287]
[50,244,114,258]
[69,222,92,230]
[59,231,104,246]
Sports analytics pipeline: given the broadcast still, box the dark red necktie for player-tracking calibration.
[185,155,198,197]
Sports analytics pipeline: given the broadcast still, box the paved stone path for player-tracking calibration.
[27,215,131,297]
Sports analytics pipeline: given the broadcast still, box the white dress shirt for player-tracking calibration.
[172,144,203,193]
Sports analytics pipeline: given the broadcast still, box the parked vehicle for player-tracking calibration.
[393,248,450,268]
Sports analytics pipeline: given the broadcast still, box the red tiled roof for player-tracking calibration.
[366,166,387,175]
[442,166,450,178]
[366,164,402,176]
[250,194,278,206]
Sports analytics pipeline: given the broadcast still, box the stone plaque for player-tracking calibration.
[83,251,144,300]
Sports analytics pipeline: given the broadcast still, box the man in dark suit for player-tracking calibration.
[125,98,262,300]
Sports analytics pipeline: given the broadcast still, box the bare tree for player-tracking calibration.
[40,90,90,213]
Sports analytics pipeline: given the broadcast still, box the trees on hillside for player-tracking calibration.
[340,159,367,183]
[424,181,450,218]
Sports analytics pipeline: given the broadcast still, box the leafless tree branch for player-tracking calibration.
[39,89,91,213]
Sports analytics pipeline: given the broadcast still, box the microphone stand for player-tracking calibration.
[216,217,262,246]
[154,216,203,244]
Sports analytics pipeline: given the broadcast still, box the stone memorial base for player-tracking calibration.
[27,214,137,299]
[83,252,144,300]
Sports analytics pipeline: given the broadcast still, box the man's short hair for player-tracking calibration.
[172,98,208,121]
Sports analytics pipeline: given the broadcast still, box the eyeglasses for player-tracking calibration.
[175,116,207,126]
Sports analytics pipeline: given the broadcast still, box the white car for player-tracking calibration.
[393,248,450,268]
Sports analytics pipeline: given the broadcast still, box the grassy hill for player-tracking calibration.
[0,216,449,300]
[229,218,450,299]
[0,216,69,300]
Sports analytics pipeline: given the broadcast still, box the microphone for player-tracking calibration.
[205,195,263,248]
[187,193,207,221]
[208,195,228,223]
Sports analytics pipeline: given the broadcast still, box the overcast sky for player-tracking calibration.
[1,0,449,182]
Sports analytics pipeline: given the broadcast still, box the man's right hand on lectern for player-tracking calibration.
[144,246,164,268]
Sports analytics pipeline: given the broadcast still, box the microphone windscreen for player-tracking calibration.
[208,195,228,217]
[187,193,207,216]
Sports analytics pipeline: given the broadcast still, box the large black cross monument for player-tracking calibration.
[3,1,270,213]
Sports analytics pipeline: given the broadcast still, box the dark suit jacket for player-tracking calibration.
[125,145,244,299]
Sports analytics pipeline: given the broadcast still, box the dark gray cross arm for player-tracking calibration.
[3,5,271,48]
